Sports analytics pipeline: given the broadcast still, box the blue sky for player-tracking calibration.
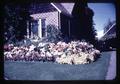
[88,3,116,39]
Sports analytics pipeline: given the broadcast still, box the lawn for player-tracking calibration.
[4,51,113,80]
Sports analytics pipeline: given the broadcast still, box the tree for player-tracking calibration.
[4,2,30,43]
[71,0,97,45]
[4,3,17,43]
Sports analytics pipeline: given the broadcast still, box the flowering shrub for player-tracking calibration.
[4,40,101,64]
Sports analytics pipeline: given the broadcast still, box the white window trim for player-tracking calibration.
[38,19,42,38]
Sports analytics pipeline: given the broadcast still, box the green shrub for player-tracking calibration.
[44,25,62,43]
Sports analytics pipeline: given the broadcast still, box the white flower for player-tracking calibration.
[73,56,87,64]
[46,51,52,57]
[4,52,9,56]
[5,52,13,58]
[88,54,94,61]
[56,56,72,64]
[90,44,94,48]
[61,53,67,58]
[4,40,101,64]
[38,43,45,47]
[41,52,46,57]
[32,39,38,42]
[29,45,35,51]
[84,42,87,46]
[52,50,58,56]
[57,51,63,56]
[57,41,62,45]
[9,44,14,47]
[14,50,20,55]
[94,50,100,54]
[26,52,31,57]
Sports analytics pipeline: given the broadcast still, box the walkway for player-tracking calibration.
[106,51,116,80]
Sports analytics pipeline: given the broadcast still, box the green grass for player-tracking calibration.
[4,51,113,80]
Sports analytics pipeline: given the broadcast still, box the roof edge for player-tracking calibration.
[50,3,61,13]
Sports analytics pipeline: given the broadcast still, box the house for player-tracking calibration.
[26,3,75,39]
[100,21,116,50]
[26,2,94,43]
[100,21,116,41]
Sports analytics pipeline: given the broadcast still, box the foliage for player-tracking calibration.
[44,25,62,43]
[98,38,116,51]
[4,40,101,64]
[4,3,30,43]
[71,1,97,46]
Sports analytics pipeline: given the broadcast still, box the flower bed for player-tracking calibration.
[4,40,101,65]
